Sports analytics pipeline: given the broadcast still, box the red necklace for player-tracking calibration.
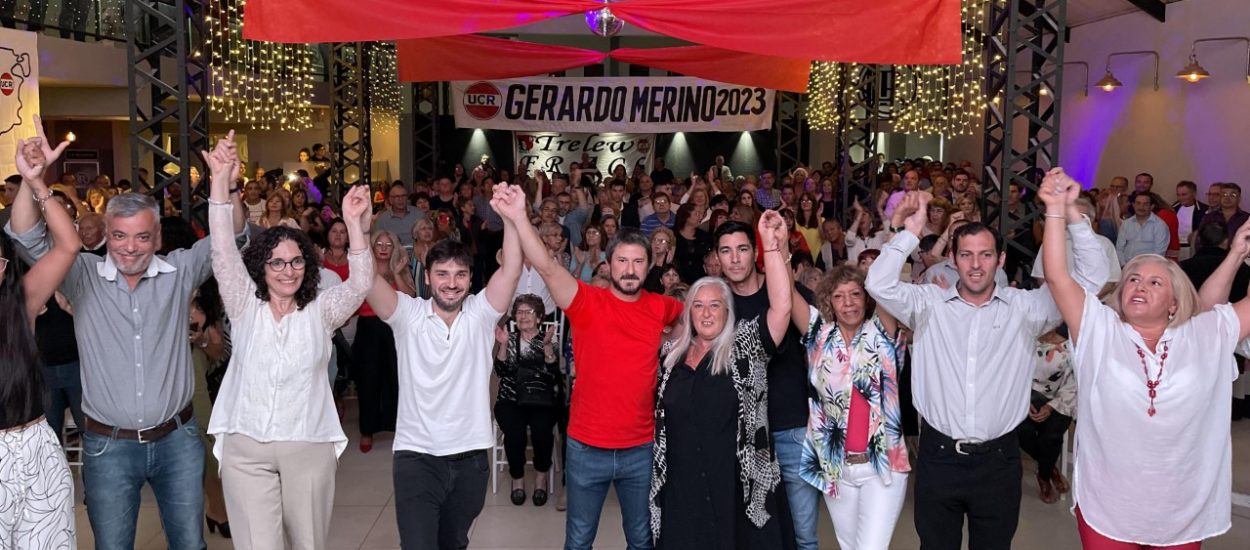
[1134,342,1168,417]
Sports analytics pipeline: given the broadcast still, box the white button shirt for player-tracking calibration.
[1073,292,1239,545]
[865,224,1108,441]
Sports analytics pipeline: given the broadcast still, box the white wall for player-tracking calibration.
[1058,0,1250,204]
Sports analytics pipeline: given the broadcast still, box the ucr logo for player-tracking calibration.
[463,82,501,120]
[0,73,13,96]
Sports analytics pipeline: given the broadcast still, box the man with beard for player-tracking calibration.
[505,201,682,549]
[714,220,819,549]
[365,182,523,550]
[5,129,250,550]
[866,189,1108,550]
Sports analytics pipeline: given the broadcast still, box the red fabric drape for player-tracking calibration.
[245,0,961,65]
[396,35,604,82]
[610,46,811,93]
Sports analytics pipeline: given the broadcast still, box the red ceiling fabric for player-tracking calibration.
[243,0,587,43]
[610,46,811,93]
[397,35,605,82]
[244,0,962,65]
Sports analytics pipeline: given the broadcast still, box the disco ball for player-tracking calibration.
[585,7,624,37]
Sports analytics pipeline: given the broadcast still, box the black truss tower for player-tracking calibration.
[774,91,806,173]
[836,64,883,218]
[330,42,372,200]
[410,82,444,182]
[982,0,1067,273]
[126,0,209,219]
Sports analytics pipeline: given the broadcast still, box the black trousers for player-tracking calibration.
[1016,413,1071,481]
[914,422,1022,550]
[394,450,489,550]
[353,315,399,436]
[493,400,558,479]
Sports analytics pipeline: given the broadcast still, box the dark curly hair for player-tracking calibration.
[242,226,321,310]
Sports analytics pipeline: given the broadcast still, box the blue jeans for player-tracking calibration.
[564,436,652,550]
[41,361,84,441]
[775,426,820,550]
[82,416,206,550]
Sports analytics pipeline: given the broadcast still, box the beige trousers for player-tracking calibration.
[220,434,337,550]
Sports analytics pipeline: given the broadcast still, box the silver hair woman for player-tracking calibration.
[1041,169,1250,549]
[648,211,794,549]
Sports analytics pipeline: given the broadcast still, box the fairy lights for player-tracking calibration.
[367,42,403,132]
[205,0,314,131]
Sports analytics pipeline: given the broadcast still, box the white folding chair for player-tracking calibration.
[62,412,83,474]
[490,421,559,494]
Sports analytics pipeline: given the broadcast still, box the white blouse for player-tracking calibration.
[1072,290,1240,546]
[206,204,373,461]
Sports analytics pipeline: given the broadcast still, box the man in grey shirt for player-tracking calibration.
[375,181,425,247]
[5,136,248,550]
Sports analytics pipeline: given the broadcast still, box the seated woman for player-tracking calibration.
[492,294,563,507]
[791,264,909,550]
[650,211,793,549]
[1018,327,1076,504]
[1040,168,1250,550]
[204,133,375,548]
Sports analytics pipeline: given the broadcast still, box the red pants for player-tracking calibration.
[1076,507,1202,550]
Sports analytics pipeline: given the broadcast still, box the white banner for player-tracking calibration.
[515,132,655,181]
[454,77,774,133]
[0,28,39,179]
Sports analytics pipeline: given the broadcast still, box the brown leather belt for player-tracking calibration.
[85,404,194,443]
[845,452,870,465]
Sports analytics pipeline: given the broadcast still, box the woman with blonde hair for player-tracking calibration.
[353,229,416,453]
[1041,168,1250,549]
[650,211,793,549]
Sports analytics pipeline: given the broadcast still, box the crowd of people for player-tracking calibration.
[1,119,1248,550]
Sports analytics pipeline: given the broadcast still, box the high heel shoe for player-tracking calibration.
[360,436,374,454]
[206,516,232,539]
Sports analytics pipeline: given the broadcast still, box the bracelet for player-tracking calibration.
[207,198,232,206]
[31,188,51,204]
[1043,213,1066,219]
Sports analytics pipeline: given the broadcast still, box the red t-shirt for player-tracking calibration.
[565,281,683,448]
[1155,208,1180,255]
[846,389,870,453]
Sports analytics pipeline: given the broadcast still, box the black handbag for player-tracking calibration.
[513,365,559,408]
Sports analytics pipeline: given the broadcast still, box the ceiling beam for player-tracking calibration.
[1124,0,1167,22]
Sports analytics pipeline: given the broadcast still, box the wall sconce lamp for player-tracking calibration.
[1096,51,1160,92]
[1177,37,1250,84]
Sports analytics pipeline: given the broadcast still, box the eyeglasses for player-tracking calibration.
[374,241,395,248]
[0,257,8,271]
[654,238,671,244]
[266,257,307,271]
[1223,192,1241,197]
[514,308,536,316]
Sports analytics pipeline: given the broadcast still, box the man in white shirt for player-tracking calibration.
[866,190,1108,550]
[365,183,523,550]
[1032,197,1121,296]
[1171,180,1208,260]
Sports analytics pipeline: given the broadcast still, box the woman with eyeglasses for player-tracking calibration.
[355,229,417,453]
[204,134,375,548]
[493,294,564,507]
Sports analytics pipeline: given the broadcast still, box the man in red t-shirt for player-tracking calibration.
[502,203,682,550]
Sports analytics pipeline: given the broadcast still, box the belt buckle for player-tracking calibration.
[954,440,972,455]
[136,425,158,444]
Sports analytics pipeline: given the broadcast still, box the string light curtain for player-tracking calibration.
[807,0,988,136]
[205,0,315,131]
[367,42,403,131]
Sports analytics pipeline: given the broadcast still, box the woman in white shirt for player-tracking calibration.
[845,201,888,265]
[203,135,375,550]
[1040,168,1250,549]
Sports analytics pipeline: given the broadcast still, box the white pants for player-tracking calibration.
[221,434,337,550]
[823,462,908,550]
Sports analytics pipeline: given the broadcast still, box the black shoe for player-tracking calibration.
[206,516,232,539]
[533,488,548,507]
[510,488,526,506]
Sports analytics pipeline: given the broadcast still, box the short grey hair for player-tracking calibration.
[105,192,158,220]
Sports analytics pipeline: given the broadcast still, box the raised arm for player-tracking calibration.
[484,183,525,312]
[203,131,257,319]
[7,115,69,238]
[757,210,793,345]
[1197,221,1250,310]
[498,184,578,310]
[15,136,79,319]
[864,191,932,328]
[321,185,376,327]
[1040,169,1087,342]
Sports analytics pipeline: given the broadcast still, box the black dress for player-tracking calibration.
[653,318,787,550]
[673,228,712,284]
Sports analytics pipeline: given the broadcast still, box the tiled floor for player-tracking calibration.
[67,406,1250,549]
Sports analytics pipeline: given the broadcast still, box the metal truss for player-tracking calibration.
[331,42,372,201]
[982,0,1067,281]
[410,82,444,183]
[774,91,806,173]
[836,64,883,219]
[125,0,209,220]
